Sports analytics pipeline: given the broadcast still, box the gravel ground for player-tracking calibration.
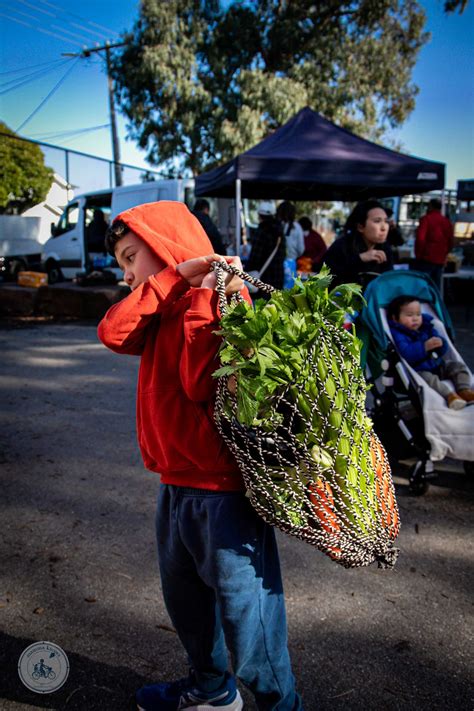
[0,309,473,710]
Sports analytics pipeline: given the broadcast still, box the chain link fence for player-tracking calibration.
[1,132,165,197]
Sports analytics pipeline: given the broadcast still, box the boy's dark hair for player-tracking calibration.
[387,295,419,321]
[104,219,130,257]
[428,198,442,211]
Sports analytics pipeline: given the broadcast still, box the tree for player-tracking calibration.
[444,0,469,12]
[113,0,429,176]
[0,123,54,214]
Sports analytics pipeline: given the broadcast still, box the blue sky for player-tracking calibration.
[0,0,473,191]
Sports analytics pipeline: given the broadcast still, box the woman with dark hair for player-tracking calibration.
[276,201,305,261]
[322,200,393,286]
[246,201,286,294]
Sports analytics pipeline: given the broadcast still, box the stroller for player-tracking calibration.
[358,270,474,495]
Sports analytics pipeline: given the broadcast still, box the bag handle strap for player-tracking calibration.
[258,237,282,279]
[210,260,276,316]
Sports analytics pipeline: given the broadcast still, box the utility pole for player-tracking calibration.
[63,41,127,187]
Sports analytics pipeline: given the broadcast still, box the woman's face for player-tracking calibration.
[357,208,389,246]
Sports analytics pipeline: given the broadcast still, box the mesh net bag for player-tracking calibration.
[212,261,400,569]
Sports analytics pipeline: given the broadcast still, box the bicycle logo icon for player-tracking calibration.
[18,641,69,693]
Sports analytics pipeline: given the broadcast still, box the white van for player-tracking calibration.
[41,179,196,283]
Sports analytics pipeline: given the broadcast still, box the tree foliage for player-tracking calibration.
[113,0,429,175]
[0,123,54,214]
[444,0,469,12]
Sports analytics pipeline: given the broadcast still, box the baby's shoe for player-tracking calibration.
[447,393,466,410]
[458,389,474,403]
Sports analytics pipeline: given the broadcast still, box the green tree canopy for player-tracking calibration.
[0,123,54,214]
[444,0,469,12]
[113,0,430,176]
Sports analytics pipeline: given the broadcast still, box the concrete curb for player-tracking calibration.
[0,283,130,319]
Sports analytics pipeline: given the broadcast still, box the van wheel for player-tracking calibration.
[10,259,27,278]
[463,461,474,476]
[46,261,62,284]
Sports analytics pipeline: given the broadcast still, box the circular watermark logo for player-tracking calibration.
[18,641,69,694]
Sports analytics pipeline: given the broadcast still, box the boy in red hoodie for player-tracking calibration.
[98,202,303,711]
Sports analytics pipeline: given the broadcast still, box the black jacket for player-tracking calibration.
[323,233,393,287]
[246,217,286,291]
[192,211,226,254]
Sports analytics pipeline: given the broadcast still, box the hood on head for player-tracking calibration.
[114,201,214,269]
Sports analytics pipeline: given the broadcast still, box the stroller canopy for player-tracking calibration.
[195,107,445,200]
[359,270,454,351]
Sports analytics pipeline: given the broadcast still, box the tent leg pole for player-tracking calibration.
[235,179,241,257]
[441,188,446,216]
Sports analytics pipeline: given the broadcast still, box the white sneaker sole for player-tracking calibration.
[137,689,244,711]
[449,399,466,410]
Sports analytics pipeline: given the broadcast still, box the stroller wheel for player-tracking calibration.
[408,461,430,496]
[463,461,474,476]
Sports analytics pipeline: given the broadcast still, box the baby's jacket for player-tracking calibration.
[389,313,448,373]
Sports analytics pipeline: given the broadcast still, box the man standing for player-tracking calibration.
[193,199,227,254]
[414,198,454,290]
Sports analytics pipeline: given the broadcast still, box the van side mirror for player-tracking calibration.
[51,222,57,237]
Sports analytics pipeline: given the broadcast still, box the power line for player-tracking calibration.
[34,0,120,38]
[0,58,65,78]
[0,58,72,95]
[30,123,110,140]
[4,2,94,44]
[0,56,69,88]
[65,41,128,186]
[16,59,79,132]
[49,24,98,43]
[16,0,54,17]
[0,11,87,47]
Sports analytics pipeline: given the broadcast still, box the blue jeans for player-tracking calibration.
[156,484,303,711]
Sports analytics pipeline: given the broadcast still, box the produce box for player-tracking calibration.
[17,271,48,288]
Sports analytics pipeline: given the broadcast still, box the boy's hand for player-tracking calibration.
[176,254,222,286]
[201,256,244,295]
[177,254,244,294]
[425,336,443,351]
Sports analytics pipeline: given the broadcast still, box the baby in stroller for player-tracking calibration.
[359,270,474,493]
[387,295,474,411]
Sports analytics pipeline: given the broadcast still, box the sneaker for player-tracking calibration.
[136,672,243,711]
[458,388,474,403]
[447,393,466,410]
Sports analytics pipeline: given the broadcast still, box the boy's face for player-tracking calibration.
[115,231,166,291]
[397,301,422,330]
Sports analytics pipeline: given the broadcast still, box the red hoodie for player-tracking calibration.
[415,210,453,265]
[98,201,248,491]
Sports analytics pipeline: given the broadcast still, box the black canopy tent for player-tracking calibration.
[195,107,445,201]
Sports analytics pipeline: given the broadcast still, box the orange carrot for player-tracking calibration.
[370,435,400,539]
[309,477,342,559]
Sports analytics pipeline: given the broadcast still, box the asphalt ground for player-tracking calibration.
[0,303,473,710]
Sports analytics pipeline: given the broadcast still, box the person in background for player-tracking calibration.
[193,198,227,254]
[322,200,392,287]
[86,208,108,253]
[246,201,285,293]
[298,216,327,272]
[276,201,305,261]
[414,198,454,290]
[385,207,404,248]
